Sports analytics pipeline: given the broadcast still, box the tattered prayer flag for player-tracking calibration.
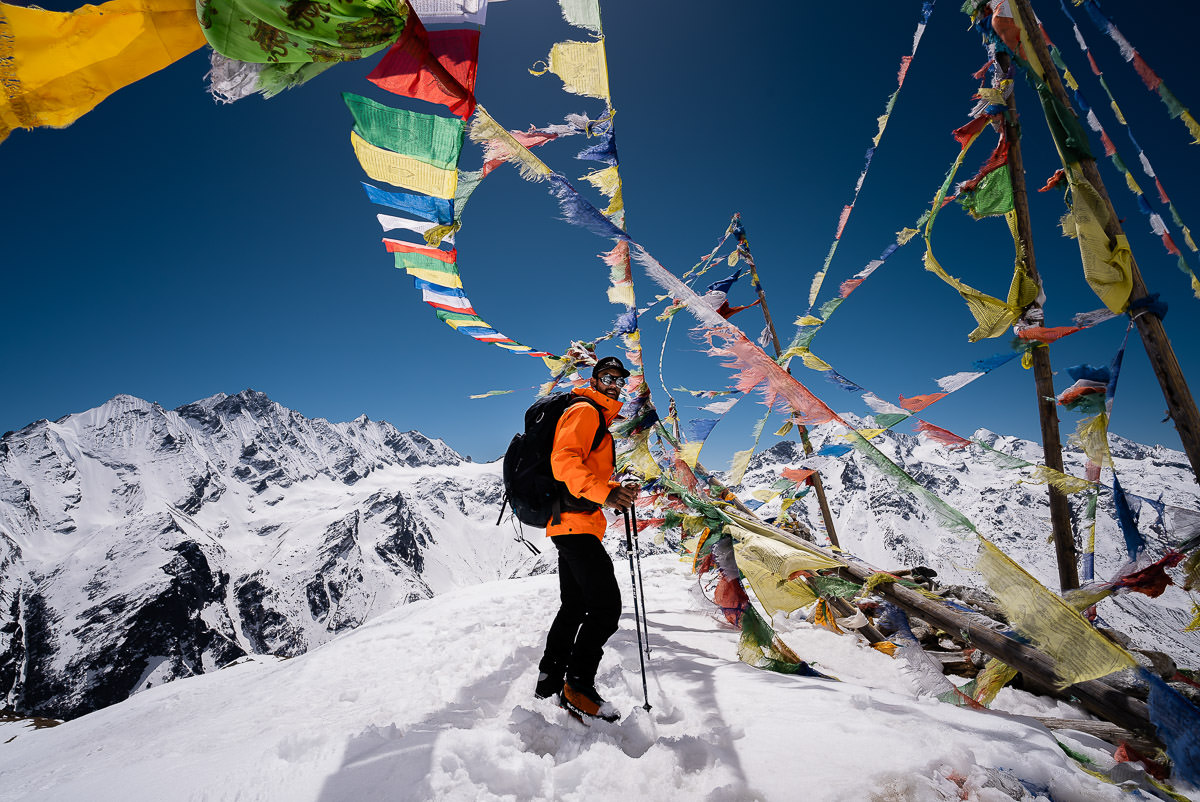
[682,419,719,443]
[915,420,971,450]
[362,183,453,225]
[470,389,513,399]
[367,16,479,119]
[469,106,553,182]
[344,93,464,170]
[530,39,610,102]
[1062,176,1134,313]
[351,132,458,198]
[781,468,815,485]
[558,0,601,33]
[976,538,1136,687]
[899,393,947,412]
[728,449,754,487]
[678,442,702,470]
[0,0,206,141]
[1017,326,1083,344]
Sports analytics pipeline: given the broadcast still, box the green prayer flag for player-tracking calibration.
[344,93,465,170]
[199,0,407,93]
[960,166,1013,218]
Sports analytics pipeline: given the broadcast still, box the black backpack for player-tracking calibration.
[501,393,611,527]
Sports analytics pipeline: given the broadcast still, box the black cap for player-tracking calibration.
[592,356,630,378]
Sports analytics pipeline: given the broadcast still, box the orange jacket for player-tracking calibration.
[547,386,623,538]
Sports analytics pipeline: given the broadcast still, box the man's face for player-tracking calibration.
[591,369,625,400]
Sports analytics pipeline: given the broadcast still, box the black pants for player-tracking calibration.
[539,533,622,686]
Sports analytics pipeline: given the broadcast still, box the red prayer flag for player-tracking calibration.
[1016,326,1081,344]
[384,239,458,263]
[914,420,971,450]
[781,468,816,485]
[898,393,947,413]
[367,13,479,119]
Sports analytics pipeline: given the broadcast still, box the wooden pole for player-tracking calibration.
[810,472,841,549]
[1011,0,1200,484]
[995,50,1079,591]
[732,214,784,359]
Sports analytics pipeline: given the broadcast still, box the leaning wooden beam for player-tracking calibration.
[1033,717,1159,756]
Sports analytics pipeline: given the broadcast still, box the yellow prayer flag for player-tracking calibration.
[678,442,702,469]
[976,538,1135,687]
[1061,174,1133,313]
[581,164,621,197]
[404,267,463,288]
[443,317,493,331]
[1070,412,1113,469]
[603,186,624,218]
[1021,465,1096,495]
[727,448,753,486]
[607,285,636,307]
[794,315,824,327]
[351,132,458,198]
[897,227,920,245]
[530,39,610,102]
[0,0,206,142]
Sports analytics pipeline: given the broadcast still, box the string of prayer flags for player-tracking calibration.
[385,240,550,356]
[468,106,554,182]
[923,117,1039,341]
[529,40,611,103]
[804,0,937,310]
[366,12,480,119]
[408,0,489,26]
[547,175,630,241]
[200,0,407,101]
[1043,17,1200,298]
[1072,0,1200,146]
[0,0,206,141]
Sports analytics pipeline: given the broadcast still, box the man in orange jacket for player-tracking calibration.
[535,356,637,721]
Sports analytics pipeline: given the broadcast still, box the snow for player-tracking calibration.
[2,555,1186,802]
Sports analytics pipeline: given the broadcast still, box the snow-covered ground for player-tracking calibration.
[1,555,1187,802]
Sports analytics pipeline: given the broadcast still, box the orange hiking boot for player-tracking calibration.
[561,677,620,723]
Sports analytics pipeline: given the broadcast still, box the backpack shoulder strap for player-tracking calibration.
[564,395,609,452]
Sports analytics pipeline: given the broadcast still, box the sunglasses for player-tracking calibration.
[597,374,628,387]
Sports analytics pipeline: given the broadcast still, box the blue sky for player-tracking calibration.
[4,0,1199,467]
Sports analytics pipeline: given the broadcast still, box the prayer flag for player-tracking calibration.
[366,13,479,119]
[0,0,206,141]
[362,183,453,224]
[345,93,464,170]
[352,132,458,198]
[530,39,610,102]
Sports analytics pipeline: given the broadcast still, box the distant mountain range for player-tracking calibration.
[2,391,1197,720]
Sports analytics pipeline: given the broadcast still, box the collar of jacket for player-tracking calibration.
[572,385,624,425]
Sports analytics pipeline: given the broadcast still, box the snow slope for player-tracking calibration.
[3,555,1185,802]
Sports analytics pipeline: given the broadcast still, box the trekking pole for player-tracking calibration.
[623,506,652,712]
[627,500,651,659]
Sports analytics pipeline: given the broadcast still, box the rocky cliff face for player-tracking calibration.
[0,391,540,720]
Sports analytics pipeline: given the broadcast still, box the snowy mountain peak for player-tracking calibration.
[0,391,525,720]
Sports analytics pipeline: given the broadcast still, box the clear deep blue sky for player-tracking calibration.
[3,0,1199,466]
